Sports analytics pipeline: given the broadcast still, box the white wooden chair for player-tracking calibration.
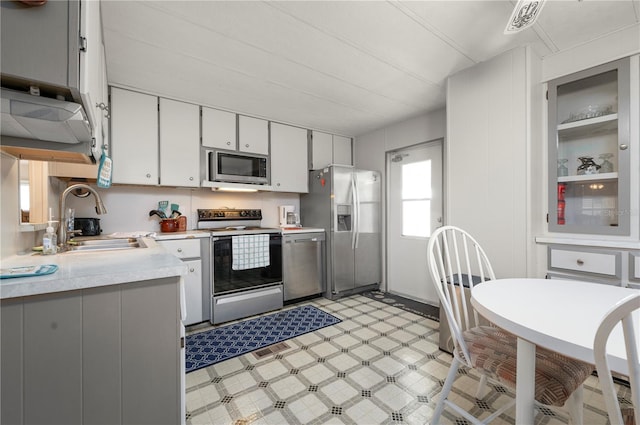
[594,293,640,425]
[427,226,593,425]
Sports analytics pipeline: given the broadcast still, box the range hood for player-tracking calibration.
[0,88,96,164]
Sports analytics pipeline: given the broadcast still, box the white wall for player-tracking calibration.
[355,110,446,173]
[447,47,541,279]
[354,109,447,290]
[63,184,300,234]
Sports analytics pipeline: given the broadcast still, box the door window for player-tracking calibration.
[402,160,432,237]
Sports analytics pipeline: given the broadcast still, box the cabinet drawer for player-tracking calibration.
[158,239,200,259]
[549,247,620,277]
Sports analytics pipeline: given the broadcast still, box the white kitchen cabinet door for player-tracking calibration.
[310,131,333,170]
[79,0,104,158]
[111,88,158,185]
[332,135,353,166]
[238,115,269,155]
[202,107,236,150]
[159,98,200,187]
[271,123,308,193]
[183,259,203,326]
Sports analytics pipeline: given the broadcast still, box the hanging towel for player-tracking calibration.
[232,234,270,270]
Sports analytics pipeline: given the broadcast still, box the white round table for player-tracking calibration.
[471,278,639,424]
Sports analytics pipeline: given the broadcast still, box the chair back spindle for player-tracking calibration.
[428,226,495,364]
[594,293,640,425]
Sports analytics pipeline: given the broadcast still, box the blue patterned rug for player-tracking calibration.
[186,305,341,372]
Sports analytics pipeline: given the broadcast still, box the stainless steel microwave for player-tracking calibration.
[209,150,269,185]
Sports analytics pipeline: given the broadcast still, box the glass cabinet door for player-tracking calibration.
[548,58,630,235]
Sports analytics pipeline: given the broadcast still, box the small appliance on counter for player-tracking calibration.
[74,218,102,236]
[278,205,301,228]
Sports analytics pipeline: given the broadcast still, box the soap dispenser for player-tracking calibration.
[42,221,58,255]
[42,208,58,255]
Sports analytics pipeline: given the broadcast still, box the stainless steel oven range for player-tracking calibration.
[197,209,282,324]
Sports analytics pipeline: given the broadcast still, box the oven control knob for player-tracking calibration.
[240,210,248,217]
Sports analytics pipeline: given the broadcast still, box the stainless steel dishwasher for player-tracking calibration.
[283,231,325,301]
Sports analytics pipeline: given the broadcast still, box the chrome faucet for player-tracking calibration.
[59,184,107,246]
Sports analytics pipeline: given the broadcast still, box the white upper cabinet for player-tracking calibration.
[79,0,105,156]
[270,123,308,193]
[202,107,237,150]
[238,115,269,155]
[110,88,159,185]
[310,131,333,170]
[159,98,200,187]
[547,57,632,236]
[332,135,353,166]
[310,131,353,169]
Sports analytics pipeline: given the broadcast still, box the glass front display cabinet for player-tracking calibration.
[547,58,630,235]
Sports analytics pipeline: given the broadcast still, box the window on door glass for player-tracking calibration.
[402,160,431,237]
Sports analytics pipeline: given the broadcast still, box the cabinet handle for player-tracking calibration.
[146,173,151,178]
[177,248,182,253]
[620,144,628,150]
[189,177,194,181]
[277,182,280,186]
[226,141,231,146]
[189,268,195,273]
[245,144,249,148]
[576,259,584,266]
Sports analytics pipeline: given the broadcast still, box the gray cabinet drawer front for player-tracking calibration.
[549,247,621,277]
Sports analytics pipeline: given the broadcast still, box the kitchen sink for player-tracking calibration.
[64,237,146,253]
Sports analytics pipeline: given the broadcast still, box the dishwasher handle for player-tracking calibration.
[283,233,325,244]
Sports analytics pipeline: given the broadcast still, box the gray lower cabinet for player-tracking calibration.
[1,277,181,425]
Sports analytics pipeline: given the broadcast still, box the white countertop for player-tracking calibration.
[280,227,325,234]
[154,230,211,240]
[0,238,187,300]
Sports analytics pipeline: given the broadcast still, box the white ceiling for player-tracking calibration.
[101,0,640,137]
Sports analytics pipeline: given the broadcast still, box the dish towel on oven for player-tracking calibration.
[232,234,270,270]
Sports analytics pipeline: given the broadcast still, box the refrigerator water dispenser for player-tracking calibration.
[336,205,351,231]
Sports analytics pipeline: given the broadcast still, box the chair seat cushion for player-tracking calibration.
[461,326,594,407]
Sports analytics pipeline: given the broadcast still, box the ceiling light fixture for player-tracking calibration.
[504,0,546,34]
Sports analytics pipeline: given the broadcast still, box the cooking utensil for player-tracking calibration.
[170,210,182,219]
[158,200,169,216]
[149,210,166,219]
[171,203,179,213]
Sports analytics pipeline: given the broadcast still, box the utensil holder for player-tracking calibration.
[177,216,187,232]
[160,219,178,233]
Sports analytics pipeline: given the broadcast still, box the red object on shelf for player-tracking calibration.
[557,183,566,225]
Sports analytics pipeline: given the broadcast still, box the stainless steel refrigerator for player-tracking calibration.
[300,165,381,299]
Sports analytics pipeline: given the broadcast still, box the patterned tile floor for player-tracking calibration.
[185,295,630,425]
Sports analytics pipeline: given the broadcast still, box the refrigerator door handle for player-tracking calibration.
[352,174,360,249]
[351,174,358,250]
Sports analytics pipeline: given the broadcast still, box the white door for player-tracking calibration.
[387,140,443,305]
